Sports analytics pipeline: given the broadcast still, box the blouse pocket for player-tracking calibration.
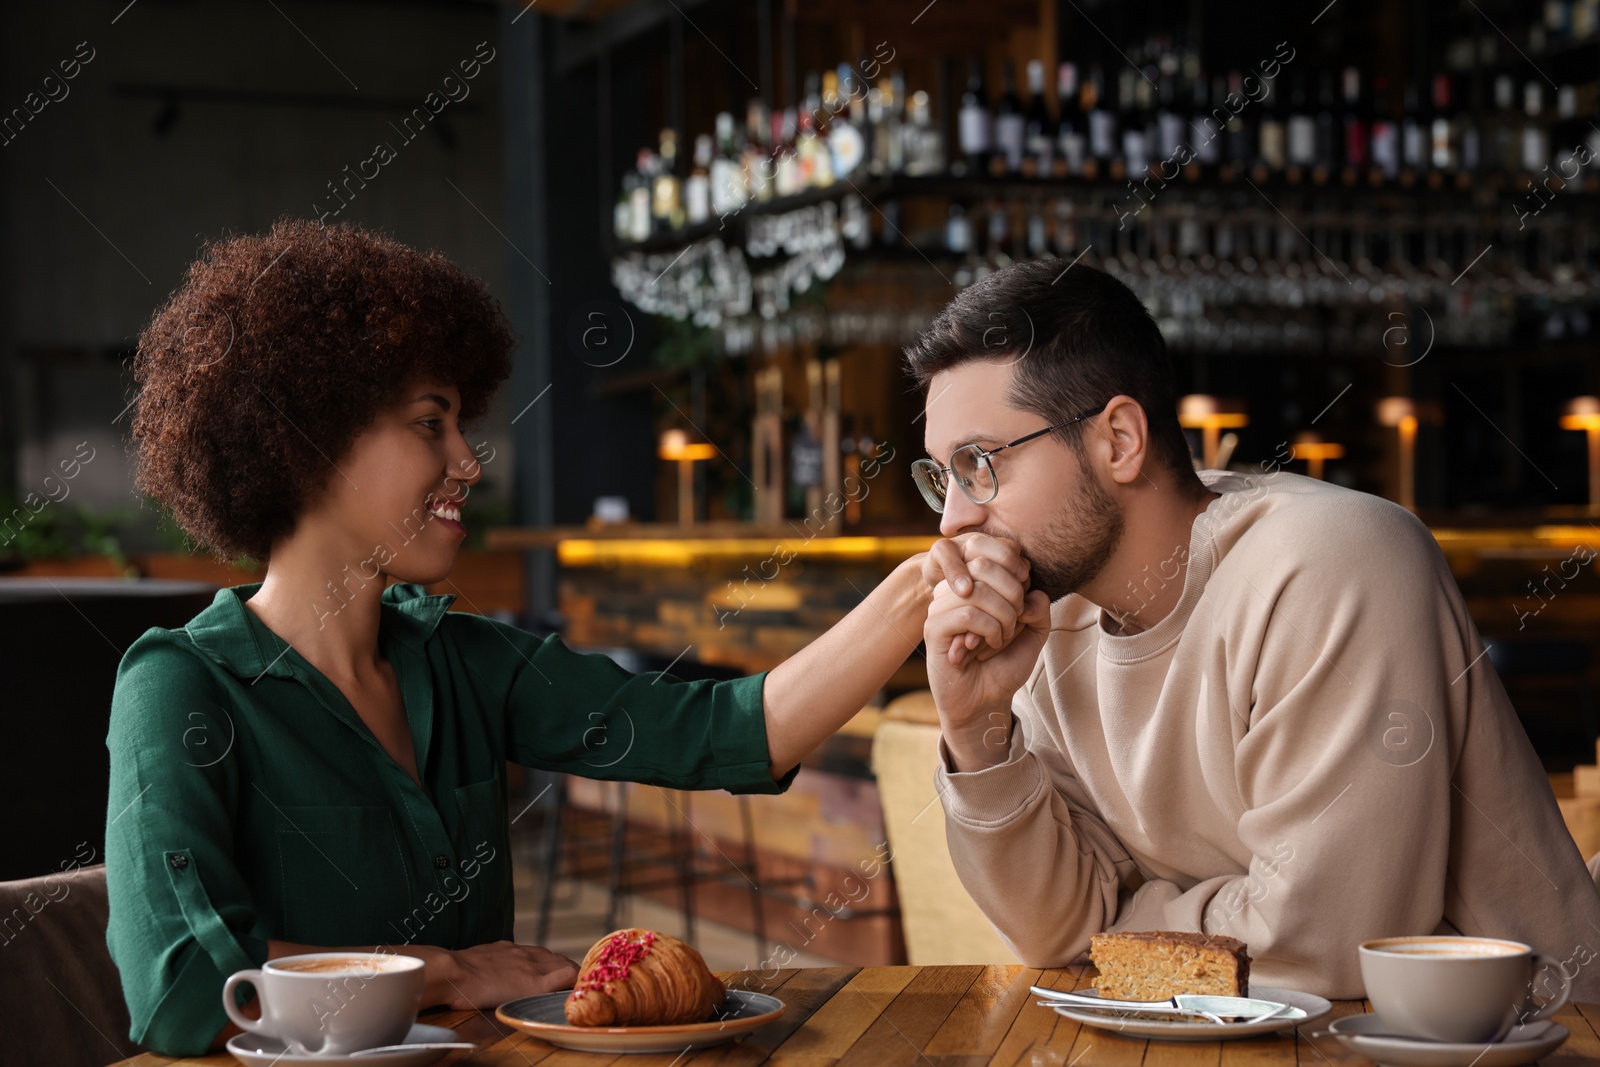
[452,776,507,851]
[271,805,414,946]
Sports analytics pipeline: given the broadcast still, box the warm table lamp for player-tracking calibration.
[1178,395,1249,469]
[1376,397,1443,509]
[1290,432,1344,480]
[1560,396,1600,516]
[659,428,716,527]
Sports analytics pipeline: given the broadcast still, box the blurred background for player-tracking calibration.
[4,0,1600,973]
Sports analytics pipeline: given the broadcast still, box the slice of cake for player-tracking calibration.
[1088,930,1250,1000]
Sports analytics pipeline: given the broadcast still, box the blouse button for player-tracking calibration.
[433,854,449,870]
[169,853,190,870]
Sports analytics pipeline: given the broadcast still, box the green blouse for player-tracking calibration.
[104,581,790,1057]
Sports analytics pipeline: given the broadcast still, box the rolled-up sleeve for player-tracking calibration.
[105,634,268,1056]
[453,615,796,794]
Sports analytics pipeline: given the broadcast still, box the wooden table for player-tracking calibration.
[115,964,1600,1065]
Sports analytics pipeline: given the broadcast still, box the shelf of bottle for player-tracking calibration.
[608,175,892,256]
[610,167,1600,257]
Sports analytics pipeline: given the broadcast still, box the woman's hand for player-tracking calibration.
[920,532,1032,664]
[428,941,579,1008]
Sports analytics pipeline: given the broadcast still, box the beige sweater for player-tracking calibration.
[939,469,1600,1001]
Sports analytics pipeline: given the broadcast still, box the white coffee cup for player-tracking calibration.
[222,952,424,1055]
[1358,935,1572,1044]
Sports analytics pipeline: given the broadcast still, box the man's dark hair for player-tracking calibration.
[903,260,1198,483]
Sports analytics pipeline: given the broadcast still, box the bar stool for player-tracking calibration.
[529,777,786,957]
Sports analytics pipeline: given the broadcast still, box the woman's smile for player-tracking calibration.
[426,493,466,537]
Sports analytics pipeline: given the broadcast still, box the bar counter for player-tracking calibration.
[486,520,1600,686]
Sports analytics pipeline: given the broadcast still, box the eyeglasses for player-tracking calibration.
[911,405,1105,513]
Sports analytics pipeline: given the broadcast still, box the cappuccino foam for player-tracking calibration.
[273,955,411,975]
[1366,938,1523,959]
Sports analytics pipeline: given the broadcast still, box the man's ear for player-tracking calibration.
[1098,395,1150,487]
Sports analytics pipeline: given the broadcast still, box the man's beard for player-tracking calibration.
[1008,450,1125,603]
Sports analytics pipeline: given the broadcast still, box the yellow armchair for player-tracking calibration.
[871,691,1019,965]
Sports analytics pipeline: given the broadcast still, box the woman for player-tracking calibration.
[108,218,1030,1056]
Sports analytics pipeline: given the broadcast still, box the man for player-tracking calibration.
[905,258,1600,1001]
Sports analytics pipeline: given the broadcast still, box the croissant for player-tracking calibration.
[564,928,726,1027]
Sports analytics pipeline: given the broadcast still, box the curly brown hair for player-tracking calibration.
[131,217,514,562]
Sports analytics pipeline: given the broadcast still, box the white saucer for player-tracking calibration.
[1044,986,1332,1041]
[226,1022,461,1066]
[1326,1013,1569,1066]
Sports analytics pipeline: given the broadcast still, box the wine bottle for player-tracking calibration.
[1223,70,1253,181]
[1025,198,1048,256]
[867,79,889,175]
[1312,70,1338,184]
[945,201,972,255]
[774,108,802,196]
[1052,196,1078,255]
[904,89,943,176]
[1157,59,1186,164]
[993,59,1026,175]
[1055,62,1085,177]
[627,149,653,242]
[650,129,682,234]
[1551,84,1583,178]
[615,170,639,242]
[1521,81,1548,175]
[1256,69,1285,176]
[1484,75,1515,181]
[1187,71,1219,178]
[1023,59,1053,178]
[1399,79,1426,187]
[710,112,747,217]
[840,415,861,528]
[743,100,773,202]
[826,67,865,180]
[1085,64,1116,180]
[1457,72,1482,184]
[1142,65,1164,172]
[1428,73,1456,186]
[984,198,1013,261]
[684,133,711,225]
[958,58,992,177]
[1368,75,1399,185]
[1286,71,1314,183]
[800,72,833,188]
[1118,67,1146,181]
[887,70,907,174]
[1341,67,1368,185]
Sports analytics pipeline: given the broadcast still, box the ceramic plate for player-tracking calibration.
[226,1022,460,1066]
[1326,1013,1569,1066]
[1043,986,1332,1041]
[495,989,785,1053]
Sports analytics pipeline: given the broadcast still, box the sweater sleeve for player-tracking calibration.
[935,684,1140,967]
[1102,508,1466,997]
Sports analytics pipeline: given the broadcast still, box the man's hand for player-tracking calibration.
[921,533,1031,663]
[923,534,1050,771]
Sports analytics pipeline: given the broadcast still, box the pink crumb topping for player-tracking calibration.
[573,930,657,999]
